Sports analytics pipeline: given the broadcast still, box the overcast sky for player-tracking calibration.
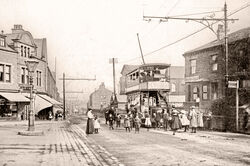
[0,0,250,103]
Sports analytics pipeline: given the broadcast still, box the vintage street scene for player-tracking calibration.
[0,0,250,166]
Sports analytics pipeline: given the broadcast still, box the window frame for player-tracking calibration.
[5,65,11,82]
[0,64,4,82]
[190,59,196,74]
[202,85,208,100]
[193,86,199,100]
[0,37,5,47]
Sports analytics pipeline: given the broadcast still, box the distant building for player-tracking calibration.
[183,27,250,113]
[88,82,112,110]
[168,66,185,108]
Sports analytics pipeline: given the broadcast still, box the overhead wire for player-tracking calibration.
[119,2,250,64]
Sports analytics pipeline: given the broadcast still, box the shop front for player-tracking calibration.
[0,92,30,120]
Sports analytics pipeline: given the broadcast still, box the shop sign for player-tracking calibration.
[228,81,238,88]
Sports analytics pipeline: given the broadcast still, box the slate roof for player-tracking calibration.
[120,65,140,75]
[184,27,250,55]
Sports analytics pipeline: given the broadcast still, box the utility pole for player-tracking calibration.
[63,73,65,120]
[143,2,238,90]
[137,33,146,64]
[109,58,118,107]
[60,74,96,120]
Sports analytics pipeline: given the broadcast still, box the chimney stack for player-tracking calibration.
[12,24,24,33]
[217,24,224,41]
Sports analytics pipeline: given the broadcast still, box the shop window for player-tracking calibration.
[0,37,5,47]
[193,86,199,100]
[202,85,208,100]
[0,64,4,81]
[5,65,11,82]
[211,82,218,99]
[190,59,196,74]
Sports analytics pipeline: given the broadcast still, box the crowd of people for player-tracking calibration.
[86,105,205,135]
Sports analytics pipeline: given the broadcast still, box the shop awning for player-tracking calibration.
[23,93,52,114]
[38,95,62,105]
[0,92,30,102]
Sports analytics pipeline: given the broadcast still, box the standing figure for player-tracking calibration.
[86,109,94,134]
[94,115,101,133]
[108,113,114,130]
[116,113,121,128]
[124,115,131,132]
[134,115,141,133]
[105,110,109,124]
[151,113,157,129]
[163,109,169,131]
[156,109,162,128]
[243,111,249,132]
[144,111,151,131]
[189,106,198,133]
[179,110,190,132]
[171,106,181,135]
[197,111,204,130]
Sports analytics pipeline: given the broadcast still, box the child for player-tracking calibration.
[134,115,141,133]
[144,111,151,131]
[116,113,121,128]
[94,115,101,134]
[124,115,130,132]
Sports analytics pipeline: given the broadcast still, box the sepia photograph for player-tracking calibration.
[0,0,250,165]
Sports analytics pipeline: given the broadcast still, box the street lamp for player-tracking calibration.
[25,58,39,131]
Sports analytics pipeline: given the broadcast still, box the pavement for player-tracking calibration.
[0,120,123,166]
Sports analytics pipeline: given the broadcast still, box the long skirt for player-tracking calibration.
[171,116,181,130]
[86,118,94,134]
[145,117,151,127]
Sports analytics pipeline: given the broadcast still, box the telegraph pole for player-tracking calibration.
[60,74,96,120]
[109,58,118,107]
[143,2,238,89]
[63,73,65,120]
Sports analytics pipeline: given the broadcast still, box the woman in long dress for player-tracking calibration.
[86,109,94,134]
[171,108,181,135]
[189,106,198,133]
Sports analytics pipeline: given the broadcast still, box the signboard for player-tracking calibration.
[228,81,238,88]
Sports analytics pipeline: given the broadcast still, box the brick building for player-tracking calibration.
[0,25,60,120]
[168,66,185,108]
[183,27,250,113]
[88,82,113,110]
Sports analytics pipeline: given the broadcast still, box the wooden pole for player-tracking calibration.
[63,73,66,120]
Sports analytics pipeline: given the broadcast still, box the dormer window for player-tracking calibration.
[0,37,5,47]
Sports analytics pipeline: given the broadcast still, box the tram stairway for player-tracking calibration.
[157,91,169,108]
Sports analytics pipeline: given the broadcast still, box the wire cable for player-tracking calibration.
[119,2,250,63]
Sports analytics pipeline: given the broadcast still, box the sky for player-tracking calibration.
[0,0,250,105]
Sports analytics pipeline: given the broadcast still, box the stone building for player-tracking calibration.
[0,25,60,120]
[88,82,112,110]
[183,27,250,113]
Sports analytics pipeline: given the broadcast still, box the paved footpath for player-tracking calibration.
[0,120,123,166]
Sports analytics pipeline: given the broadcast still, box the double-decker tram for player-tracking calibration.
[125,63,171,119]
